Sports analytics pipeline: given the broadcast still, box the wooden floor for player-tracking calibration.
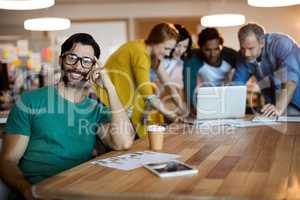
[36,122,300,200]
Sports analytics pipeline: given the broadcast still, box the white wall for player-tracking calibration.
[53,21,128,62]
[0,0,300,49]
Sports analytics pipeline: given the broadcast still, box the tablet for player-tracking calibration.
[143,160,198,178]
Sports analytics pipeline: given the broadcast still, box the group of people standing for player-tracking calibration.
[99,21,300,136]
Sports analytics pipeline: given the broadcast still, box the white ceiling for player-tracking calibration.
[56,0,179,4]
[56,0,244,4]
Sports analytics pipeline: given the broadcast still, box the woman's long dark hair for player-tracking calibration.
[168,24,193,60]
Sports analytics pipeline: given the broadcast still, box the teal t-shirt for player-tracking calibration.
[5,85,112,184]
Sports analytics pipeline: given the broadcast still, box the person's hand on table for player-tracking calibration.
[164,104,192,124]
[176,103,189,118]
[164,112,177,122]
[260,103,280,118]
[163,111,184,124]
[169,114,193,124]
[173,116,185,123]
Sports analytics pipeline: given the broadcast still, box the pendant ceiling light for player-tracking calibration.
[248,0,300,7]
[201,14,246,27]
[24,18,71,31]
[0,0,54,10]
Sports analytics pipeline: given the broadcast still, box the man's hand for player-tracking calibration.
[261,103,280,117]
[90,57,113,90]
[90,68,105,88]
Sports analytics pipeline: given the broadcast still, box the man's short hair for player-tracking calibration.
[61,33,101,58]
[238,23,265,42]
[197,28,224,48]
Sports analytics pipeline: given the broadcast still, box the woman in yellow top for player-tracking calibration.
[95,23,186,138]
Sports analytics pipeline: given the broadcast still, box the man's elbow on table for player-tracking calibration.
[111,120,135,150]
[112,139,133,151]
[109,128,134,151]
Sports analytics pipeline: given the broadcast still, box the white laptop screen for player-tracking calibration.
[196,86,247,120]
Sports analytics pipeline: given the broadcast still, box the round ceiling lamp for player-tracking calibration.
[248,0,300,7]
[0,0,54,10]
[24,17,71,31]
[201,14,246,27]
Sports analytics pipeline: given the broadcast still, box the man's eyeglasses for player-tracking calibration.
[62,53,96,69]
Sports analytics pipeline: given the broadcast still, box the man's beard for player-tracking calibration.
[61,65,91,89]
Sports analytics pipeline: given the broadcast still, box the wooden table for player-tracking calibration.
[36,122,300,200]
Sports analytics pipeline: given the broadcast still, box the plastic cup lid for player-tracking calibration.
[147,125,166,132]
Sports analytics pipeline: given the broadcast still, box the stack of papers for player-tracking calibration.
[91,151,179,171]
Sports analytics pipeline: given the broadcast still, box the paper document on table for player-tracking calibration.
[230,119,280,127]
[252,116,277,122]
[277,116,300,122]
[193,119,281,128]
[91,151,179,171]
[193,119,234,129]
[252,116,300,123]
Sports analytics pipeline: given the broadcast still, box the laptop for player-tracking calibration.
[196,85,247,121]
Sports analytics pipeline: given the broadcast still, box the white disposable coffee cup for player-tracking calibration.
[147,125,166,151]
